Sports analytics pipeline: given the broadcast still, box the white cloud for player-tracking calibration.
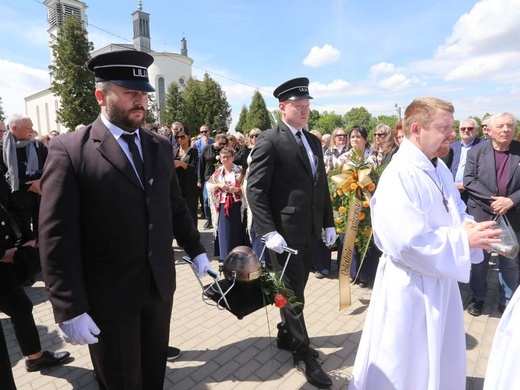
[378,74,420,91]
[411,0,520,83]
[0,60,50,117]
[302,44,340,68]
[310,79,352,97]
[370,62,395,77]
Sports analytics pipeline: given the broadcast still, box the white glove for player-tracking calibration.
[59,312,100,345]
[264,231,287,254]
[323,227,337,247]
[191,253,212,278]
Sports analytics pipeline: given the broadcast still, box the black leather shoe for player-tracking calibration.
[498,302,506,314]
[276,323,319,358]
[26,350,70,372]
[467,299,484,317]
[298,356,332,388]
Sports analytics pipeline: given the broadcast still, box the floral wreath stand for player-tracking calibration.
[183,244,298,320]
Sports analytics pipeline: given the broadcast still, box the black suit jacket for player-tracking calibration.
[39,117,205,323]
[246,122,333,245]
[463,140,520,231]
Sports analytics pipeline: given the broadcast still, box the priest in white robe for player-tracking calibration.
[349,97,503,390]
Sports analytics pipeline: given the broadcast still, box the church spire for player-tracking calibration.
[132,1,151,53]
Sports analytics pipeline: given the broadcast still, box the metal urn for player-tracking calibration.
[222,246,263,283]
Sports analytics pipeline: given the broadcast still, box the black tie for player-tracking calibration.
[296,131,306,152]
[121,133,145,186]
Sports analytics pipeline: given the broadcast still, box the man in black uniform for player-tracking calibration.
[247,78,336,388]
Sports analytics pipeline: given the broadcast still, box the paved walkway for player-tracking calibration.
[1,219,503,389]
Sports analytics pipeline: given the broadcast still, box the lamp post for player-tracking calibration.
[395,103,402,122]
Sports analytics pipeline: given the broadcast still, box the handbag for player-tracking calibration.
[490,214,519,259]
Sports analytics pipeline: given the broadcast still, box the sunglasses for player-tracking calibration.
[174,135,186,140]
[460,127,474,131]
[374,133,385,137]
[217,142,227,146]
[250,134,259,139]
[200,130,208,134]
[335,134,347,138]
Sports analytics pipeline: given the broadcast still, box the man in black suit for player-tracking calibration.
[39,50,211,389]
[464,112,520,317]
[447,118,482,203]
[246,77,335,388]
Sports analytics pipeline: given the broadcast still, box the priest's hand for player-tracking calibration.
[462,220,502,249]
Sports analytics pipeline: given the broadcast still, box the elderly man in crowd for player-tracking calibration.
[0,122,7,141]
[447,118,483,203]
[0,114,47,237]
[464,112,520,317]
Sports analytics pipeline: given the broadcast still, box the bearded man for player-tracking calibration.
[39,50,211,389]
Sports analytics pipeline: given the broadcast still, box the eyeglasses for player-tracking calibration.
[335,134,347,138]
[460,127,474,131]
[174,135,186,140]
[374,133,385,137]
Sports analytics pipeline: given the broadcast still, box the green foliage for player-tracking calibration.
[235,105,248,134]
[245,90,272,131]
[344,107,372,129]
[171,73,231,132]
[316,111,344,134]
[162,82,183,126]
[270,109,281,125]
[49,15,98,131]
[307,109,321,131]
[0,97,5,122]
[260,271,302,307]
[145,93,159,125]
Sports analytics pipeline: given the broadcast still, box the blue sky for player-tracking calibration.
[1,0,519,130]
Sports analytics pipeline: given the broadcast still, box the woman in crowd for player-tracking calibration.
[207,147,248,260]
[172,126,199,224]
[372,124,399,166]
[324,127,349,170]
[337,125,379,287]
[394,121,404,145]
[236,128,260,171]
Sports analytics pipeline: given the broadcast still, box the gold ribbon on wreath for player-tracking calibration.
[331,163,374,311]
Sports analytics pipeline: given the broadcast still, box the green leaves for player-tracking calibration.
[49,15,97,131]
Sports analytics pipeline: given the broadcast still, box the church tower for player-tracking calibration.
[44,0,88,65]
[132,0,151,53]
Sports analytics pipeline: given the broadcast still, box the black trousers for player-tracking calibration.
[0,286,41,356]
[88,281,173,390]
[12,190,40,238]
[0,321,16,390]
[270,238,317,360]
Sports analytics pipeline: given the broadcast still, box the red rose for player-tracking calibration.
[274,293,287,308]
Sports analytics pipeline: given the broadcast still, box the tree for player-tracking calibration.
[235,105,248,134]
[307,109,321,132]
[0,97,5,122]
[316,112,344,134]
[344,107,372,129]
[49,14,98,131]
[162,82,183,126]
[145,93,159,125]
[178,73,231,132]
[245,90,272,131]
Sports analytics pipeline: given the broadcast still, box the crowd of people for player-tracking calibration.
[0,48,518,389]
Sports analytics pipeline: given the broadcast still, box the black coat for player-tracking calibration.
[246,122,334,245]
[39,117,205,323]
